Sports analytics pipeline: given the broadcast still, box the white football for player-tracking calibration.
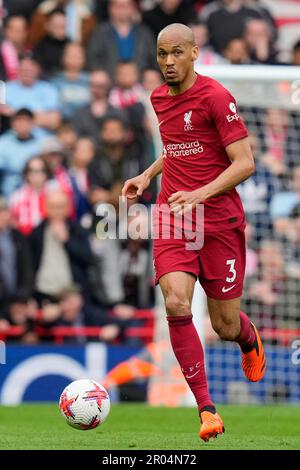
[59,379,110,430]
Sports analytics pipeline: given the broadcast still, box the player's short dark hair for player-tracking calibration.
[12,108,34,119]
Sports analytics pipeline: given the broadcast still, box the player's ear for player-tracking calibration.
[191,45,199,62]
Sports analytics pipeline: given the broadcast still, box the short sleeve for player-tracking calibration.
[209,88,248,148]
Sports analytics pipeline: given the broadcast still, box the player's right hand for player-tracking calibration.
[121,173,151,200]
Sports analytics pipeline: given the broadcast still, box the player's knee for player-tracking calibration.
[165,294,191,316]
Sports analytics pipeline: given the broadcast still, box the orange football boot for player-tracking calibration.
[241,322,266,382]
[199,411,225,442]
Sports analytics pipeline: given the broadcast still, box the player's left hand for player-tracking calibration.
[168,189,204,215]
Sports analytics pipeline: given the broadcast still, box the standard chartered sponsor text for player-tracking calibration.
[165,141,204,158]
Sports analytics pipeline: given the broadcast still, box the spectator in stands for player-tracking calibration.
[10,157,51,236]
[281,204,300,280]
[0,198,33,313]
[34,8,70,76]
[110,61,144,110]
[72,69,125,142]
[28,0,96,46]
[39,137,75,217]
[260,108,288,177]
[142,0,196,38]
[141,67,162,92]
[0,108,45,197]
[238,132,279,243]
[140,68,163,160]
[190,21,225,70]
[68,137,94,220]
[285,110,300,173]
[120,235,154,308]
[87,0,156,76]
[141,68,163,95]
[89,116,142,209]
[291,39,300,66]
[222,37,251,64]
[89,211,126,307]
[2,295,39,344]
[41,285,123,343]
[4,54,61,132]
[199,0,268,54]
[244,18,278,64]
[56,121,77,158]
[51,42,90,120]
[270,165,300,235]
[1,16,29,80]
[31,188,94,303]
[4,16,29,57]
[242,240,283,330]
[242,240,300,330]
[244,221,258,278]
[246,0,277,40]
[109,61,146,136]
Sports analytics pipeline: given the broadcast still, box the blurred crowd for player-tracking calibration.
[0,0,299,344]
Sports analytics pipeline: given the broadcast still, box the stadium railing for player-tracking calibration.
[0,309,155,344]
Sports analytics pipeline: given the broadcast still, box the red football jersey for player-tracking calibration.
[151,74,248,233]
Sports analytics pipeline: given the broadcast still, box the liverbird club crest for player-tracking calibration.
[184,110,193,131]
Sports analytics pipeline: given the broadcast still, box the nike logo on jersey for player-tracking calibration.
[222,284,236,293]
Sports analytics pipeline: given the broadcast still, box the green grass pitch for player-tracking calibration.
[0,404,299,450]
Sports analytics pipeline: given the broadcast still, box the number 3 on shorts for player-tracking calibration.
[226,259,236,283]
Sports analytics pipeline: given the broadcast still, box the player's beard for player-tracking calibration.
[166,80,180,87]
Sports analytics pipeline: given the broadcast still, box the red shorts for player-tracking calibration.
[153,224,246,300]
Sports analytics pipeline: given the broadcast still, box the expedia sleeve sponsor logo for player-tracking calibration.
[164,141,204,158]
[227,113,240,122]
[227,102,240,122]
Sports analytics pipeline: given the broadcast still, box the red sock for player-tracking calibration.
[236,311,256,353]
[167,314,215,413]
